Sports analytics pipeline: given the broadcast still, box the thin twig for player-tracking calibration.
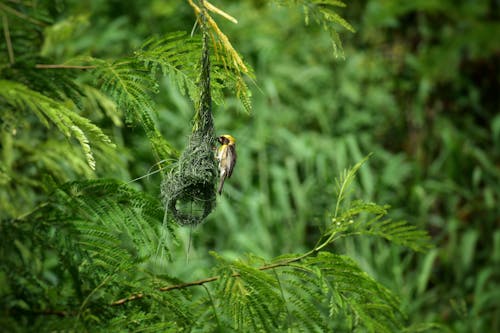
[78,273,115,320]
[2,14,14,64]
[160,275,219,292]
[187,0,248,74]
[35,64,96,69]
[0,3,44,25]
[111,293,144,305]
[204,0,238,24]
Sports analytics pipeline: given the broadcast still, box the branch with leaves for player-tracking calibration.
[2,159,431,331]
[105,157,431,331]
[0,1,437,331]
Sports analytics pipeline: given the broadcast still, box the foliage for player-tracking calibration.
[0,159,431,332]
[1,0,498,332]
[277,0,356,58]
[0,79,114,170]
[3,0,416,331]
[206,1,499,331]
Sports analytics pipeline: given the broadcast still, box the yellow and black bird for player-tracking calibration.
[216,134,237,195]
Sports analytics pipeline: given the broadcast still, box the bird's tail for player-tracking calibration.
[217,175,226,195]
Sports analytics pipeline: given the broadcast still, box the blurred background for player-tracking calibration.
[2,0,499,331]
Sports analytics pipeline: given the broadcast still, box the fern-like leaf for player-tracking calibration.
[136,32,253,113]
[330,200,433,252]
[135,32,201,103]
[278,0,355,58]
[0,79,115,169]
[91,58,158,122]
[214,256,284,331]
[333,154,371,217]
[361,216,433,252]
[321,156,432,252]
[278,266,328,332]
[304,251,403,332]
[90,58,178,159]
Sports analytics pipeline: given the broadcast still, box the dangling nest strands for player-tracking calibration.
[161,5,218,226]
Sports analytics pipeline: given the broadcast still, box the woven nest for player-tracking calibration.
[160,8,217,226]
[161,132,217,226]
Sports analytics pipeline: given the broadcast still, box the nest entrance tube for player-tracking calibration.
[161,5,218,226]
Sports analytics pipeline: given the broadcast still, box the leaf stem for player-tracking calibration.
[2,14,14,64]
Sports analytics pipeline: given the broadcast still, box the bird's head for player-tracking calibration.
[218,134,236,145]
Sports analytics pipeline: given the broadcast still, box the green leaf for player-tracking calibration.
[0,80,115,169]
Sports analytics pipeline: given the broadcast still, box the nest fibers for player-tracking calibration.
[160,131,217,226]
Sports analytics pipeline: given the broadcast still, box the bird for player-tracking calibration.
[216,134,237,195]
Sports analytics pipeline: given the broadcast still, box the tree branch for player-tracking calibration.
[110,252,315,306]
[159,275,219,292]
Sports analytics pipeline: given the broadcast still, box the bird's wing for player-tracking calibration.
[226,145,236,178]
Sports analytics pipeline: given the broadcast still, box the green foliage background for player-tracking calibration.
[1,0,499,332]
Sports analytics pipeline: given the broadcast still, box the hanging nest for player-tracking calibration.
[161,6,218,226]
[161,131,217,226]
